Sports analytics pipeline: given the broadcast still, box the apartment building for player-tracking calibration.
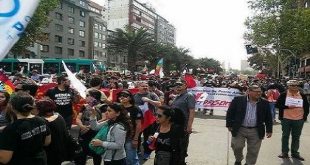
[25,0,108,63]
[107,0,176,45]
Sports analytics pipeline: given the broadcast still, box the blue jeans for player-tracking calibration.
[125,140,140,165]
[269,102,276,120]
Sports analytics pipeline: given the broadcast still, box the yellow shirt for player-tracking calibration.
[283,91,304,120]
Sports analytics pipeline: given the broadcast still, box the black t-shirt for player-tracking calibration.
[156,130,172,152]
[0,116,51,165]
[45,87,74,118]
[44,115,68,164]
[125,105,143,138]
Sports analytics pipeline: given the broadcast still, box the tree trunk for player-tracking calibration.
[127,49,136,74]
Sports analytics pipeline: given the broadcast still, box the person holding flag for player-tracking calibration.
[133,81,161,160]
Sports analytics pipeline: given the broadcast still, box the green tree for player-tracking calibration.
[141,43,194,74]
[244,0,310,77]
[107,27,154,73]
[11,0,60,56]
[195,57,223,74]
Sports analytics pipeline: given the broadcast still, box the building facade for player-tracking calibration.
[155,16,176,45]
[106,0,175,71]
[22,0,108,64]
[106,0,176,45]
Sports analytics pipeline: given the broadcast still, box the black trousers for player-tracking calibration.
[104,159,126,165]
[75,130,102,165]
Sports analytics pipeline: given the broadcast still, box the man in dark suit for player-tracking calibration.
[226,85,273,165]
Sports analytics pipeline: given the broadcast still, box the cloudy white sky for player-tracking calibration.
[93,0,251,69]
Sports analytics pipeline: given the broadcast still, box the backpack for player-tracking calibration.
[88,122,109,155]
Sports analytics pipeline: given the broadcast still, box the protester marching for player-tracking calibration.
[0,61,308,165]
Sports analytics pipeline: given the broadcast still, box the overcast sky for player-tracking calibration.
[93,0,251,69]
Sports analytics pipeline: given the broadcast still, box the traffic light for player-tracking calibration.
[245,45,258,54]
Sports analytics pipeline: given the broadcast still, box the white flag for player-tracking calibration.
[0,0,40,60]
[62,61,87,99]
[159,67,164,78]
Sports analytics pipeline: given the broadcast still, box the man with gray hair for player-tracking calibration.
[226,85,273,165]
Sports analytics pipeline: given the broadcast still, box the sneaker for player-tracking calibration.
[292,154,305,161]
[143,153,151,160]
[278,153,289,158]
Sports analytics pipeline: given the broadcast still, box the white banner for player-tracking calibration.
[0,0,40,60]
[187,87,242,110]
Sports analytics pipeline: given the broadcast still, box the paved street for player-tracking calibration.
[69,110,310,165]
[137,111,309,165]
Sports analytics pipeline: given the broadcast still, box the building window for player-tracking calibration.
[40,45,49,52]
[102,43,105,48]
[98,51,103,57]
[94,32,99,39]
[54,35,62,43]
[79,40,85,47]
[79,50,85,57]
[68,49,74,56]
[68,17,75,24]
[94,41,98,47]
[79,21,85,27]
[79,30,85,37]
[55,12,63,20]
[94,23,98,29]
[80,0,85,6]
[68,27,74,34]
[55,46,62,54]
[99,25,102,30]
[55,24,63,31]
[80,10,85,17]
[67,38,74,45]
[136,17,141,22]
[68,6,74,13]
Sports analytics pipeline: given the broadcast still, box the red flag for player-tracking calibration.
[35,83,57,100]
[184,73,196,88]
[139,102,156,131]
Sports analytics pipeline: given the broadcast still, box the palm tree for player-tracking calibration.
[107,26,155,73]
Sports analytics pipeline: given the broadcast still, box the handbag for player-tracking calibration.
[89,122,110,155]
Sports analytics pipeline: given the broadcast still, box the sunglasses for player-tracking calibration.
[155,113,163,118]
[119,94,129,98]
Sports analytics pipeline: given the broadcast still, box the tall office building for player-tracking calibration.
[106,0,176,45]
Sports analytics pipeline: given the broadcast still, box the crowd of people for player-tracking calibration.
[0,70,309,165]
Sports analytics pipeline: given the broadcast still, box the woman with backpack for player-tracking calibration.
[75,89,104,165]
[89,103,131,165]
